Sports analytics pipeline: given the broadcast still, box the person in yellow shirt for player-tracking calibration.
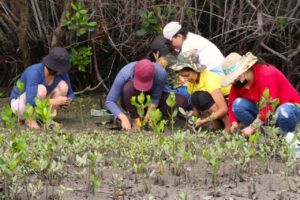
[171,50,231,131]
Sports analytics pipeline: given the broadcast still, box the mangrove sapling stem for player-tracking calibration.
[79,98,84,126]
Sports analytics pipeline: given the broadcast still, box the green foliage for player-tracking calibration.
[62,0,97,36]
[136,9,161,36]
[34,98,56,129]
[202,140,224,184]
[177,191,186,200]
[1,105,16,129]
[277,17,286,31]
[16,79,24,95]
[148,107,167,133]
[70,47,92,72]
[23,104,35,122]
[131,92,151,126]
[257,88,280,125]
[166,92,178,133]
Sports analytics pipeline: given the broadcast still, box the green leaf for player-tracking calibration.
[172,108,178,118]
[137,92,145,104]
[16,79,25,94]
[159,135,165,145]
[88,21,97,27]
[31,159,39,169]
[79,9,88,14]
[92,174,102,189]
[166,92,176,108]
[78,28,87,36]
[70,2,77,11]
[9,159,18,170]
[262,88,270,99]
[136,28,147,36]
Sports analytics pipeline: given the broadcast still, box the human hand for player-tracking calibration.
[230,121,239,133]
[118,113,131,130]
[195,118,207,128]
[241,126,255,137]
[62,98,72,108]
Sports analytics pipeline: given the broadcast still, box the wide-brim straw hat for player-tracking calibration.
[221,52,258,87]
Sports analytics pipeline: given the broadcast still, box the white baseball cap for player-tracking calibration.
[163,21,182,40]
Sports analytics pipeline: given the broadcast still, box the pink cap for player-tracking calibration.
[133,59,155,91]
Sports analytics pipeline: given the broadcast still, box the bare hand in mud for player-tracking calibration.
[61,98,72,109]
[195,118,206,128]
[241,126,255,137]
[230,121,239,133]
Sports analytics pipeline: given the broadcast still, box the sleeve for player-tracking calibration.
[105,70,127,117]
[62,72,75,99]
[25,70,40,106]
[228,86,239,124]
[151,66,167,105]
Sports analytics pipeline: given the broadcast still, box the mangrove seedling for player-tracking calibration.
[34,98,57,129]
[1,105,16,129]
[131,92,151,128]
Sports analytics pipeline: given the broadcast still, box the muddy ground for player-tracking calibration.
[1,96,300,200]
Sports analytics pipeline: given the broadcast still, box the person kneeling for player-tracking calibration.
[10,47,75,129]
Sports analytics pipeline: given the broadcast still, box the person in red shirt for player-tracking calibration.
[221,52,300,139]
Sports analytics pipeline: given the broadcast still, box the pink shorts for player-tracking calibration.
[10,98,26,118]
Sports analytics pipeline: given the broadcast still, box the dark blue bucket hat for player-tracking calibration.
[42,47,71,72]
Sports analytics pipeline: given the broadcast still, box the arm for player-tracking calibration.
[227,86,239,124]
[150,65,167,106]
[25,71,40,106]
[105,72,127,118]
[62,72,75,99]
[195,89,228,127]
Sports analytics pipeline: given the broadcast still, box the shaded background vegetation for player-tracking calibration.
[0,0,299,95]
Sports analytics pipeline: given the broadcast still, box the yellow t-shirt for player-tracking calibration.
[187,70,231,96]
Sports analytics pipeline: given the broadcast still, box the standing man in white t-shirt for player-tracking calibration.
[163,21,224,75]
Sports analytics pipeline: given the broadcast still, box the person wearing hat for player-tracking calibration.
[221,52,300,141]
[10,47,75,129]
[147,35,190,109]
[171,50,231,130]
[105,59,169,130]
[163,21,224,75]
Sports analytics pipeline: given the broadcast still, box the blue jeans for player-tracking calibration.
[232,97,300,133]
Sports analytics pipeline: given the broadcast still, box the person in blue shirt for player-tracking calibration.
[147,35,191,110]
[10,47,75,129]
[106,58,189,130]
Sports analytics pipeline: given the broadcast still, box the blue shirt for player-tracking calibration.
[105,61,167,117]
[10,63,75,106]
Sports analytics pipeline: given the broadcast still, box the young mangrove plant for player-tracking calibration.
[131,92,151,129]
[166,92,178,134]
[34,98,56,129]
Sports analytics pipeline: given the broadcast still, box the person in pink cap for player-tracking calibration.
[106,59,170,130]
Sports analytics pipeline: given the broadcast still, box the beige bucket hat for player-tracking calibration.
[221,52,258,87]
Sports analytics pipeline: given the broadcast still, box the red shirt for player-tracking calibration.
[228,64,300,124]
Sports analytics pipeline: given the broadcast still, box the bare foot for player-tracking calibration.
[25,120,40,129]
